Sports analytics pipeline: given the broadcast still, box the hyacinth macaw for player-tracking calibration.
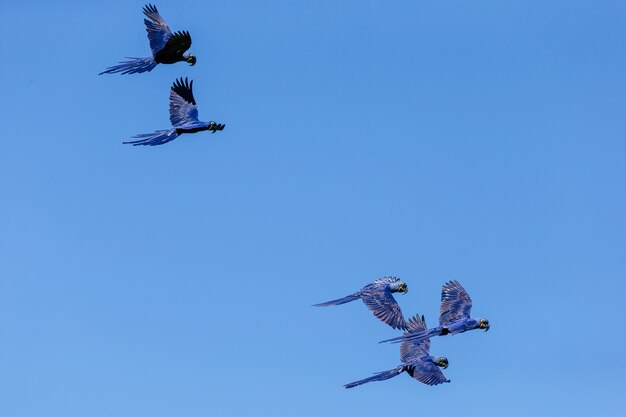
[100,4,196,75]
[124,77,225,146]
[313,277,408,330]
[344,314,450,388]
[380,280,489,344]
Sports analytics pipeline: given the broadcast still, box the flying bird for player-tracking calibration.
[124,77,225,146]
[380,280,489,344]
[344,314,450,388]
[100,4,196,75]
[313,277,408,330]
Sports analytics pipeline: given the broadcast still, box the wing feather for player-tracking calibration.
[143,4,173,55]
[158,31,192,58]
[361,288,406,330]
[400,315,430,362]
[406,363,450,386]
[169,77,200,127]
[439,280,473,326]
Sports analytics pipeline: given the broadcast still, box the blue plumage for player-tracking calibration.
[100,4,196,75]
[380,280,490,344]
[313,277,408,330]
[345,314,450,388]
[124,78,224,146]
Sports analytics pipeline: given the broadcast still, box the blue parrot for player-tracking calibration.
[344,314,450,388]
[313,277,408,330]
[124,77,225,146]
[380,280,489,344]
[100,4,196,75]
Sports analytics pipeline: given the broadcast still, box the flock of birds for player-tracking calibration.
[100,4,224,146]
[100,4,491,390]
[314,279,490,388]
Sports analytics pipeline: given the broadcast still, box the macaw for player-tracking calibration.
[124,77,225,146]
[313,277,408,330]
[100,4,196,75]
[380,280,489,344]
[345,314,450,388]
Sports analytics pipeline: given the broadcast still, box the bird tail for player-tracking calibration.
[312,293,360,307]
[123,129,179,146]
[99,57,157,75]
[344,366,404,389]
[379,327,442,344]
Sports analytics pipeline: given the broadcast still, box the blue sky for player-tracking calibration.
[1,1,625,416]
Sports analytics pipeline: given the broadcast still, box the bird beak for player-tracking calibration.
[443,363,448,369]
[210,124,225,133]
[187,56,197,66]
[485,323,490,332]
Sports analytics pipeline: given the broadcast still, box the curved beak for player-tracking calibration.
[443,362,448,369]
[484,323,490,332]
[210,123,225,133]
[399,283,408,294]
[187,55,197,66]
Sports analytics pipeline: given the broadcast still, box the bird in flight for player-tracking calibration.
[313,277,408,330]
[124,77,225,146]
[344,314,450,388]
[380,280,489,344]
[100,4,196,75]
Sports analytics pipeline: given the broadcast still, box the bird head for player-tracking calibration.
[183,52,197,66]
[392,281,408,294]
[434,357,449,369]
[478,318,490,332]
[208,121,226,133]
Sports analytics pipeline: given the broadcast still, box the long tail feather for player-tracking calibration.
[99,57,157,75]
[344,366,404,389]
[312,293,360,307]
[123,129,178,146]
[379,327,442,344]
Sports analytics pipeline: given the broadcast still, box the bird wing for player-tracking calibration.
[400,315,430,363]
[361,287,406,330]
[405,362,449,386]
[400,316,449,385]
[169,78,200,127]
[439,280,473,327]
[158,31,192,58]
[143,4,173,55]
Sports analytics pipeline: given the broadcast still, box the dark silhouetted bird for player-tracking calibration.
[380,280,489,344]
[345,314,450,388]
[124,78,225,146]
[100,4,196,75]
[313,277,408,330]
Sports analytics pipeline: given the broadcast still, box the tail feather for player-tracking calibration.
[379,327,442,344]
[99,57,157,75]
[344,366,404,389]
[312,293,360,307]
[123,129,178,146]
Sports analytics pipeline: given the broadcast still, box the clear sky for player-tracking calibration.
[1,1,625,416]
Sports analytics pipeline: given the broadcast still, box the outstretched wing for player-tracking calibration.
[405,362,450,386]
[169,78,200,127]
[361,288,406,330]
[400,315,430,363]
[439,280,473,327]
[158,31,192,58]
[143,4,173,55]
